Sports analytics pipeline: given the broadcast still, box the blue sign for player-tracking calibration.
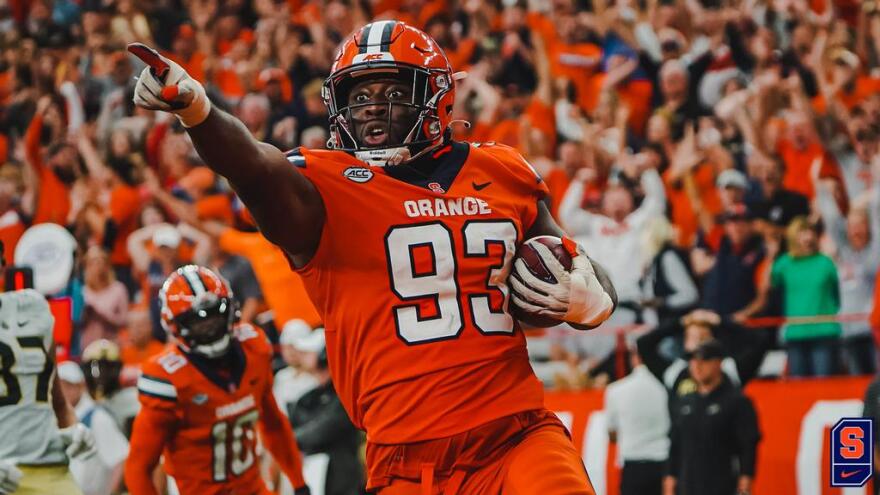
[831,418,874,487]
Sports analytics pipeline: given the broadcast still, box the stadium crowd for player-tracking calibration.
[0,0,878,493]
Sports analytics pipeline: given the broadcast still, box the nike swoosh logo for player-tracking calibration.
[17,321,28,327]
[473,181,491,191]
[840,469,862,478]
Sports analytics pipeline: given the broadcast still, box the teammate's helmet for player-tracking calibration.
[159,265,236,358]
[323,21,456,166]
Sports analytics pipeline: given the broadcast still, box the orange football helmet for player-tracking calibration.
[159,265,236,358]
[323,21,457,166]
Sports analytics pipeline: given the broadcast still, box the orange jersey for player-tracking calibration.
[127,325,304,495]
[291,141,547,444]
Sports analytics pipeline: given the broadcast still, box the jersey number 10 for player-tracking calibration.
[0,338,53,406]
[385,220,518,344]
[211,410,259,482]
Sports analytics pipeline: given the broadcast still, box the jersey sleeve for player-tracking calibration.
[127,359,180,495]
[477,143,550,233]
[136,360,181,410]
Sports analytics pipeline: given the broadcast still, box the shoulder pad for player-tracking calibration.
[137,370,178,402]
[148,350,189,376]
[2,289,50,314]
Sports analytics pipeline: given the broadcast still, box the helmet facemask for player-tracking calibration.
[323,63,452,166]
[173,296,235,359]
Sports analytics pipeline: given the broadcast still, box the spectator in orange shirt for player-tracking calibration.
[775,110,840,200]
[814,48,880,113]
[24,96,77,225]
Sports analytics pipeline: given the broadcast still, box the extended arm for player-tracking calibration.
[126,224,165,274]
[259,379,307,491]
[51,364,77,428]
[127,44,325,267]
[628,168,666,227]
[557,176,596,237]
[124,405,176,495]
[636,319,678,383]
[186,110,325,265]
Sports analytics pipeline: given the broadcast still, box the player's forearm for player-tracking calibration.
[260,401,306,488]
[186,107,324,257]
[51,367,77,427]
[186,108,283,189]
[123,462,161,495]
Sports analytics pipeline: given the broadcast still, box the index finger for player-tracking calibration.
[127,43,170,81]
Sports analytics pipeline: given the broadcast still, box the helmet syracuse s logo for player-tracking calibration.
[343,167,374,183]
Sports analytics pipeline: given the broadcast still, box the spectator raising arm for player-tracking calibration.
[558,169,598,237]
[176,223,212,266]
[625,167,667,228]
[127,223,170,274]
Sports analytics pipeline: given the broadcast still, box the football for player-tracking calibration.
[510,236,573,328]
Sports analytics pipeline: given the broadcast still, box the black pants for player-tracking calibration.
[621,460,664,495]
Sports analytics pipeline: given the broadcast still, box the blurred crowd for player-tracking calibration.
[0,0,878,386]
[3,0,879,493]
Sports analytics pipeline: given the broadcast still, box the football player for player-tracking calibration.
[124,265,309,495]
[0,248,97,495]
[128,21,617,494]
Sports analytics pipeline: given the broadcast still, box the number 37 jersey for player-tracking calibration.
[0,289,66,465]
[292,142,549,444]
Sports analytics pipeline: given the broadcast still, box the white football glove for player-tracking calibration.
[0,459,22,495]
[509,238,615,327]
[127,43,211,128]
[59,423,97,461]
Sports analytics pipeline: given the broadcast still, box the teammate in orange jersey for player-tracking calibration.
[124,266,309,495]
[127,21,617,494]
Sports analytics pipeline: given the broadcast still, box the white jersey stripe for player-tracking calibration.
[137,376,177,399]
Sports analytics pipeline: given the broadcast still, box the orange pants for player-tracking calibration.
[367,409,595,495]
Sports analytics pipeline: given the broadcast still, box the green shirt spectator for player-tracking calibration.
[771,253,841,341]
[771,217,842,377]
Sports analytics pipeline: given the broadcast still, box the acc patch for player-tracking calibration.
[192,393,209,405]
[343,167,374,183]
[831,418,873,487]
